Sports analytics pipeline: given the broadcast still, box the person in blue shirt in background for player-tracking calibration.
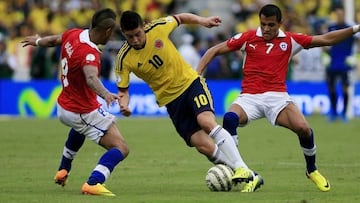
[199,33,231,79]
[326,5,360,122]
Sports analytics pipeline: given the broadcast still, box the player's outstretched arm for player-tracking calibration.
[21,34,62,47]
[310,25,360,48]
[197,41,231,75]
[174,13,221,28]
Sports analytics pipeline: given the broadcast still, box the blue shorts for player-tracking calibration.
[166,77,214,146]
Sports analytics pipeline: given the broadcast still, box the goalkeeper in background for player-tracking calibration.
[326,5,360,123]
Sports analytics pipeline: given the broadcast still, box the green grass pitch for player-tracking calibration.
[0,115,359,203]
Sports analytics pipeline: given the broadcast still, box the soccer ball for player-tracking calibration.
[205,164,234,191]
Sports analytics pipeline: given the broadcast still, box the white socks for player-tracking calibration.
[209,125,248,169]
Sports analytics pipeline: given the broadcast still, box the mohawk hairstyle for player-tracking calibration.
[91,8,116,29]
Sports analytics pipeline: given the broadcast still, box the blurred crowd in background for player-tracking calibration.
[0,0,359,82]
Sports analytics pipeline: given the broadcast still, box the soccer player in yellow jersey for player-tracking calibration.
[115,10,263,192]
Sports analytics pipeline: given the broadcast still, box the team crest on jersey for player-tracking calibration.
[279,42,288,51]
[154,40,163,49]
[86,53,96,62]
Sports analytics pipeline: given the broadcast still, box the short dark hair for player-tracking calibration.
[259,4,282,23]
[91,8,116,29]
[120,11,143,31]
[331,4,344,12]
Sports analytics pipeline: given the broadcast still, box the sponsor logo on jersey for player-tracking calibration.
[249,43,257,49]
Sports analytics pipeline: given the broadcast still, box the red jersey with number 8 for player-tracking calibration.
[57,28,102,113]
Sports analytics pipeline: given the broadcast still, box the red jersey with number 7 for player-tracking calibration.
[227,28,313,94]
[57,28,102,113]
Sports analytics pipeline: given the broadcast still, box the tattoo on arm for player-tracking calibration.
[83,65,109,99]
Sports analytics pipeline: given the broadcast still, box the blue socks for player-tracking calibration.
[87,148,124,185]
[299,129,317,173]
[224,111,317,173]
[223,112,239,135]
[58,128,85,172]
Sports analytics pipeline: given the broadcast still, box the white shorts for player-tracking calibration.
[233,92,294,126]
[57,103,117,143]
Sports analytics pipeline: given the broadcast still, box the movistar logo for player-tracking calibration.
[224,88,241,112]
[18,86,62,118]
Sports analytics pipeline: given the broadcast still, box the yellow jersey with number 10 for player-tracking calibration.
[115,16,199,107]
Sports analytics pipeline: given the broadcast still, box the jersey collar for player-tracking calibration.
[79,29,101,52]
[256,27,286,38]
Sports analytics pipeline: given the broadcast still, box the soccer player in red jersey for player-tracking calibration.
[198,4,360,192]
[21,8,129,196]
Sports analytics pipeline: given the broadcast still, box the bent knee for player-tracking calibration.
[109,138,130,158]
[197,145,214,157]
[118,143,129,158]
[294,124,311,137]
[194,141,215,157]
